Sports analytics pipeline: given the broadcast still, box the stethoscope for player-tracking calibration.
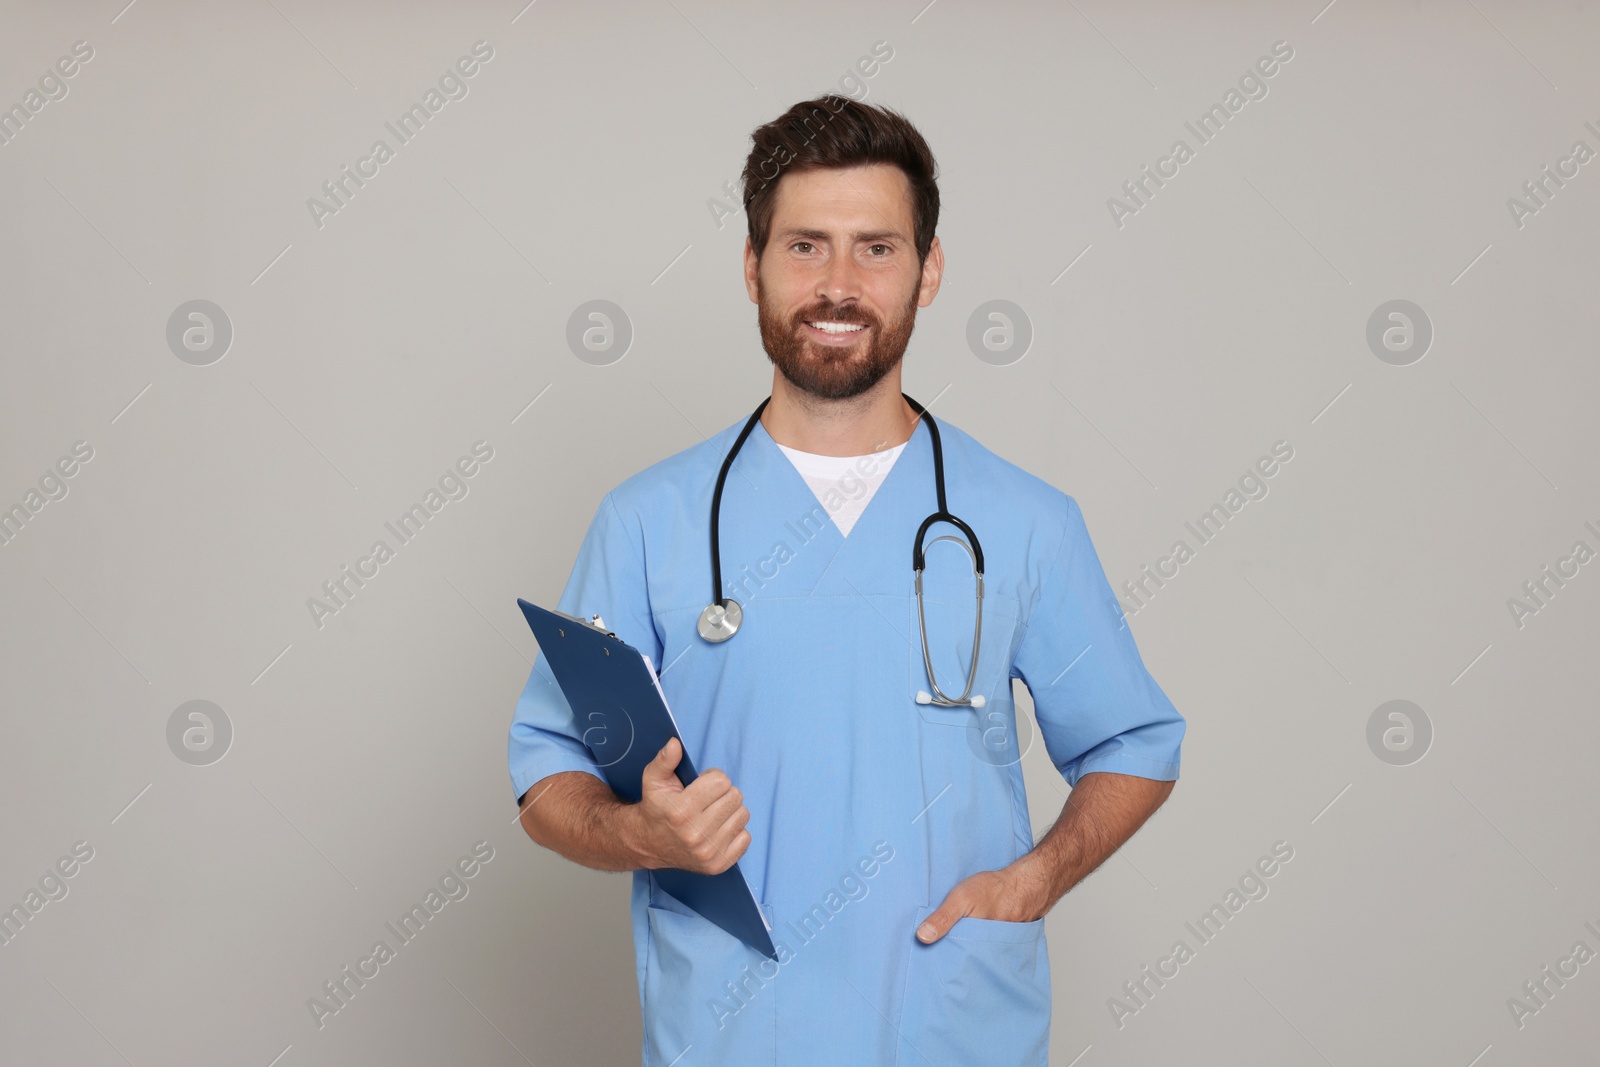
[696,393,988,708]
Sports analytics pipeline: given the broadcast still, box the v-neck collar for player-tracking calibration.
[747,414,930,544]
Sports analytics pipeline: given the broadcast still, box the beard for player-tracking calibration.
[757,276,920,401]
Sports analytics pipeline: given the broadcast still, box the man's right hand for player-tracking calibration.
[630,737,751,875]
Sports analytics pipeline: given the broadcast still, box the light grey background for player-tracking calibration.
[2,1,1597,1064]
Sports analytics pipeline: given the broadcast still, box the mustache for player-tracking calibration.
[797,305,875,326]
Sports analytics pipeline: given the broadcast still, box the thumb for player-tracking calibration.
[917,892,968,944]
[643,736,682,786]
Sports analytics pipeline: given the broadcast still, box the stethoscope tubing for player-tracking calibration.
[707,397,772,616]
[703,392,987,708]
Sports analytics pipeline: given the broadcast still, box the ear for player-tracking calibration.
[916,235,944,308]
[743,237,761,304]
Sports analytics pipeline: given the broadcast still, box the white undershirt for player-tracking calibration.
[775,440,907,537]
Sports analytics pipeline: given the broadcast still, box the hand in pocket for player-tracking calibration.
[917,864,1051,943]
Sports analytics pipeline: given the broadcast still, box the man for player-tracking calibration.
[510,95,1185,1066]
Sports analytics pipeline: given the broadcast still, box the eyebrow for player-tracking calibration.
[777,228,906,245]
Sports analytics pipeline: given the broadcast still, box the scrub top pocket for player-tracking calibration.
[643,901,777,1066]
[896,906,1051,1067]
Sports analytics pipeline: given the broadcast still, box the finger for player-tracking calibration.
[649,737,680,769]
[711,798,750,843]
[681,802,748,873]
[684,768,733,805]
[642,738,682,784]
[684,787,742,843]
[917,894,967,944]
[683,793,748,867]
[708,829,751,872]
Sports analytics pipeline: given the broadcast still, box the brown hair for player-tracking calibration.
[741,95,939,266]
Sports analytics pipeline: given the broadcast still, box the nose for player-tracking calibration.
[817,253,864,308]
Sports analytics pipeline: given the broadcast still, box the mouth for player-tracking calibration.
[803,320,869,345]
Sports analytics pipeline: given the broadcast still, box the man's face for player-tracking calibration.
[745,163,941,401]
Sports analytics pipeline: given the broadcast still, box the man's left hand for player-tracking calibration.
[916,859,1053,943]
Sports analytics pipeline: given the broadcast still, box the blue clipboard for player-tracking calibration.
[517,598,776,960]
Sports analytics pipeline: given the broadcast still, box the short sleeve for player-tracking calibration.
[1010,496,1184,787]
[507,491,663,804]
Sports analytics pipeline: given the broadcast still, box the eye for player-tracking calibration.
[868,244,891,256]
[792,242,815,254]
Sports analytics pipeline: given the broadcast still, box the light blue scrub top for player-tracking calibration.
[509,412,1185,1067]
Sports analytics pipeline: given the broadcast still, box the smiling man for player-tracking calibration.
[510,95,1185,1066]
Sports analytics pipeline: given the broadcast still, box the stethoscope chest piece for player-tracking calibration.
[697,598,743,643]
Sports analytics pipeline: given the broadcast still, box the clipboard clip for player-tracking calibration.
[548,607,616,639]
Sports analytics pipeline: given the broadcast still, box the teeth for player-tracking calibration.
[809,322,866,334]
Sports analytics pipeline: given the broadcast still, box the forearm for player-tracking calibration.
[517,771,654,873]
[1015,771,1174,908]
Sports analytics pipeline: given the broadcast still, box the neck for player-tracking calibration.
[760,370,919,456]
